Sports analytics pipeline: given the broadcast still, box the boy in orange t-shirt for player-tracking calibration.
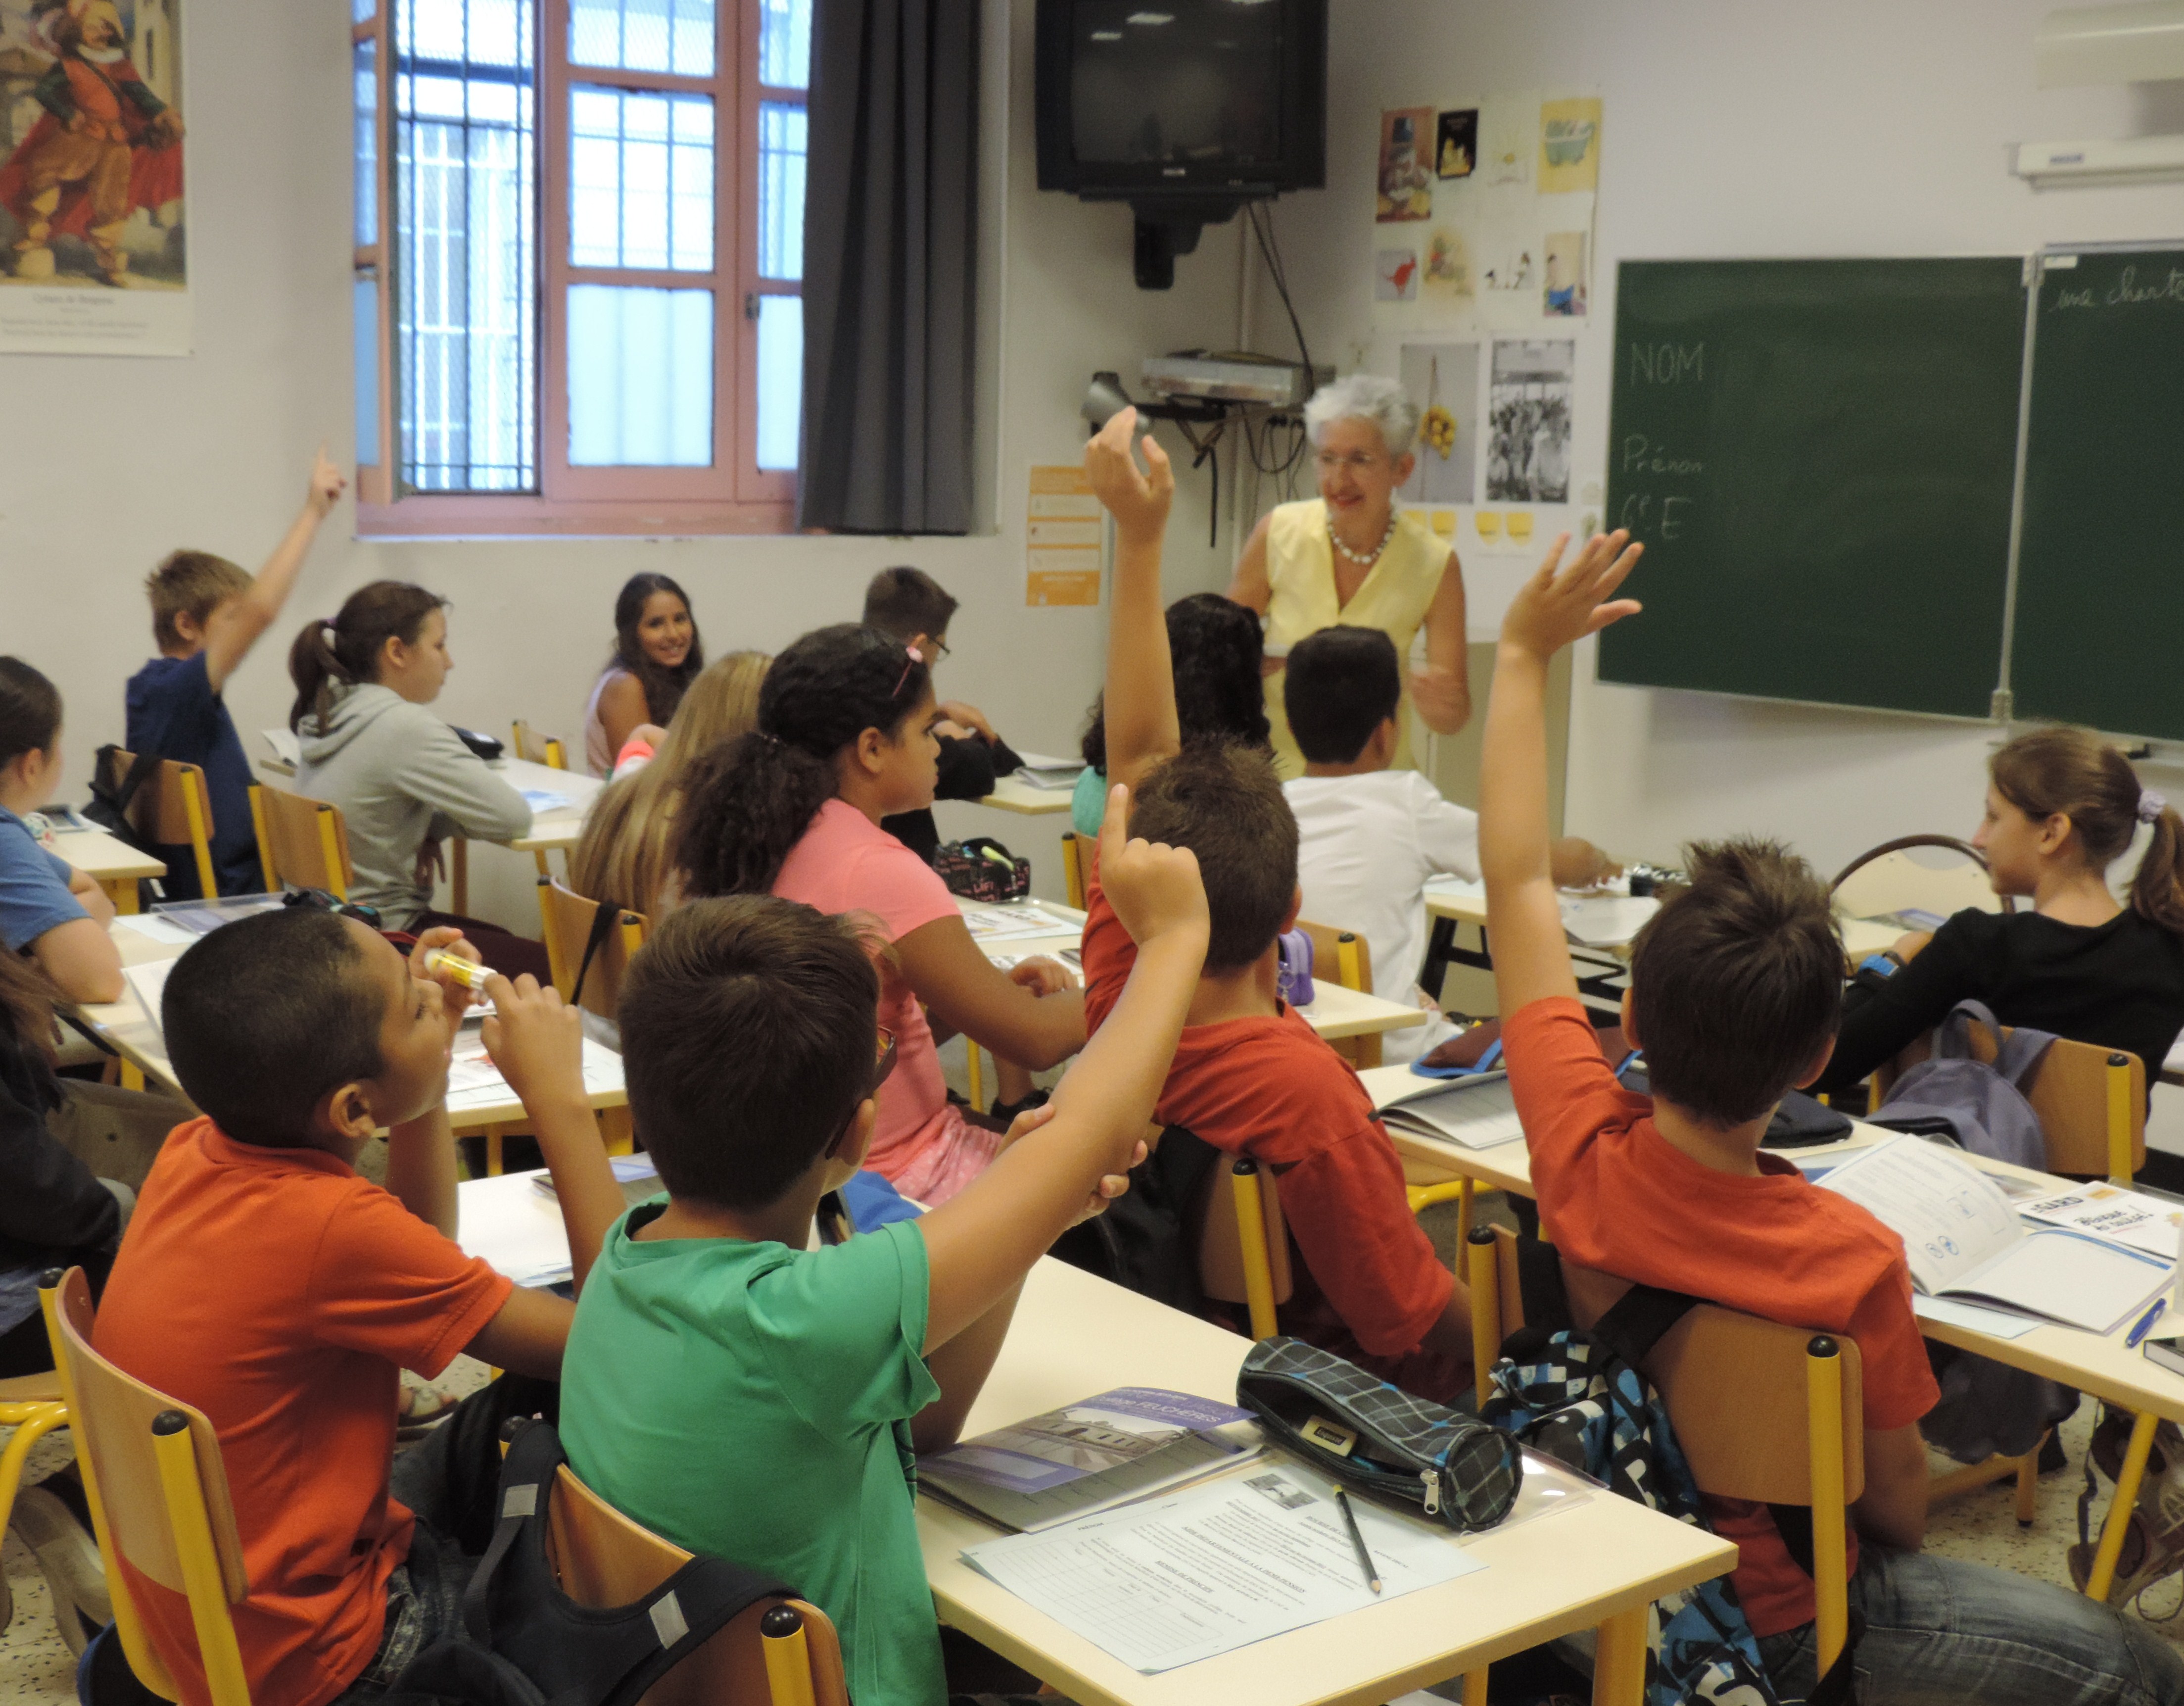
[1479,532,2183,1703]
[1078,410,1471,1402]
[93,910,624,1706]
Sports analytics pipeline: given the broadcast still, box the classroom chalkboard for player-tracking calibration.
[1597,259,2028,720]
[2010,247,2184,740]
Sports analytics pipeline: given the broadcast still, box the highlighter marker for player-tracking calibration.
[422,947,490,990]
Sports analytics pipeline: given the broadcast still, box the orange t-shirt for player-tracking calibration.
[1503,999,1939,1638]
[93,1119,514,1706]
[1082,866,1456,1387]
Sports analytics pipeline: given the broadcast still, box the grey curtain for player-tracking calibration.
[797,0,980,534]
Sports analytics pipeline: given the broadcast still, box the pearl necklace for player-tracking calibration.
[1330,512,1397,566]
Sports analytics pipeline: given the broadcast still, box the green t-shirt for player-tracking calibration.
[561,1211,945,1706]
[1071,764,1106,838]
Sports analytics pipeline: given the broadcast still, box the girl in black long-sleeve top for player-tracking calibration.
[1817,726,2184,1100]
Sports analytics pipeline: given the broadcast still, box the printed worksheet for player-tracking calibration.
[2018,1183,2184,1261]
[963,1465,1479,1672]
[961,905,1077,943]
[1376,1076,1526,1149]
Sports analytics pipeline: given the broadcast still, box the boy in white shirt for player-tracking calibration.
[1282,626,1610,1063]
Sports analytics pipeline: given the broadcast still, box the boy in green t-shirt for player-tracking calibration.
[560,787,1207,1706]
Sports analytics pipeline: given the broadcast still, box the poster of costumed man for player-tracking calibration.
[0,0,190,354]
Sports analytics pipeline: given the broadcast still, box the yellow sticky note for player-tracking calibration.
[1474,511,1503,540]
[1507,512,1535,543]
[1430,509,1457,537]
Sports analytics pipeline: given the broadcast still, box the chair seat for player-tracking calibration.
[0,1372,65,1405]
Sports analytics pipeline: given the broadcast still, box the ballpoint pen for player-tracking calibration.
[1332,1488,1381,1595]
[2128,1297,2168,1350]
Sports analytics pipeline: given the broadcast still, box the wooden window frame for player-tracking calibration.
[353,0,801,537]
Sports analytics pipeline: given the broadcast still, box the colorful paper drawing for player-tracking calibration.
[1544,231,1588,317]
[1435,109,1477,179]
[1422,227,1472,302]
[1481,245,1534,295]
[1375,247,1419,302]
[1398,341,1479,507]
[1539,97,1602,194]
[0,0,187,292]
[1487,340,1574,505]
[1377,106,1433,222]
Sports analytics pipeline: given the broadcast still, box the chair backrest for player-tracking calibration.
[513,720,569,770]
[1059,832,1087,910]
[1830,834,2012,923]
[252,785,353,901]
[546,1460,849,1706]
[1196,1156,1293,1336]
[1296,919,1380,1067]
[108,748,218,899]
[42,1267,252,1706]
[1878,1022,2145,1179]
[539,878,649,1020]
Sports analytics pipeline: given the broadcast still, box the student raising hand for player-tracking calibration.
[1095,781,1207,950]
[1501,529,1645,660]
[1084,407,1174,543]
[305,443,348,520]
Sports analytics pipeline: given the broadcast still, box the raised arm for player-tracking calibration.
[1480,532,1641,1017]
[1411,550,1473,735]
[203,448,346,691]
[1085,409,1180,794]
[918,784,1205,1349]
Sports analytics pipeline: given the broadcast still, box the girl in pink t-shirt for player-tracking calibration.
[671,625,1086,1202]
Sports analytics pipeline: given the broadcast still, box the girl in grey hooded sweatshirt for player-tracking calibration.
[289,583,542,974]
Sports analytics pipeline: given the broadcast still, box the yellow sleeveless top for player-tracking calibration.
[1261,498,1450,778]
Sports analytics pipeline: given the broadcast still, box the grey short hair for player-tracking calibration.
[1303,374,1419,460]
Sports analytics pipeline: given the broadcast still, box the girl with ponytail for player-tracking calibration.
[673,624,1087,1203]
[1817,724,2184,1101]
[289,583,550,978]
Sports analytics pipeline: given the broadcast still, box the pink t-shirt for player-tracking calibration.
[773,799,961,1174]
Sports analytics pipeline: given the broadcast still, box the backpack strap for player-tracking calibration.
[1989,1021,2059,1089]
[1932,998,2002,1062]
[467,1421,801,1706]
[567,900,622,1011]
[1587,1281,1703,1368]
[89,745,162,834]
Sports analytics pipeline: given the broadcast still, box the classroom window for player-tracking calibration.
[352,0,808,534]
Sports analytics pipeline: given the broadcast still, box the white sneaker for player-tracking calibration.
[9,1483,109,1656]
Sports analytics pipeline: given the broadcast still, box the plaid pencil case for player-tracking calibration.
[1236,1337,1522,1531]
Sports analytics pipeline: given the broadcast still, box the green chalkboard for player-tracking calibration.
[1597,259,2027,719]
[2010,248,2184,740]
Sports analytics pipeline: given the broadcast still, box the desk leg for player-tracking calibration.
[1461,1668,1488,1705]
[120,1062,143,1093]
[1591,1604,1649,1706]
[1420,915,1459,1006]
[451,838,470,918]
[2086,1410,2159,1601]
[102,877,138,916]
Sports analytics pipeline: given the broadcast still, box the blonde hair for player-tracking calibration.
[570,650,771,918]
[146,550,249,650]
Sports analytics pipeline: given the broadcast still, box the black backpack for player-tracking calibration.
[1049,1123,1223,1315]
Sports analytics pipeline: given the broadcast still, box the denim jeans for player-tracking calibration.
[1756,1549,2184,1705]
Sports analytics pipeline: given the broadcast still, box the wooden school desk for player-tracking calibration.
[71,914,627,1129]
[960,897,1431,1048]
[52,824,166,915]
[977,774,1075,816]
[259,729,603,915]
[457,1177,1736,1706]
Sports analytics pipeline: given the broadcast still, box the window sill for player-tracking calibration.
[355,494,801,539]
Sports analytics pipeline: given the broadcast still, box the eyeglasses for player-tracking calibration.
[892,645,923,700]
[872,1027,898,1095]
[1315,450,1390,475]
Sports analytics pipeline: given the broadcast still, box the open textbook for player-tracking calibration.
[1819,1136,2172,1334]
[2016,1181,2184,1262]
[920,1389,1260,1533]
[1373,1073,1525,1150]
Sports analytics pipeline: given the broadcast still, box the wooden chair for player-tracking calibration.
[1295,920,1379,1069]
[1467,1226,1864,1681]
[542,1441,850,1706]
[39,1267,253,1706]
[1874,1026,2143,1183]
[512,720,569,770]
[250,784,353,901]
[1196,1154,1293,1341]
[0,1371,69,1546]
[518,877,646,1174]
[1059,831,1087,910]
[105,749,219,901]
[1829,834,2014,924]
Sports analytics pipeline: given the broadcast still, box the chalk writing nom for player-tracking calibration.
[1621,434,1704,476]
[1628,341,1705,385]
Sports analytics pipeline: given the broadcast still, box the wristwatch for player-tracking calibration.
[1857,953,1902,979]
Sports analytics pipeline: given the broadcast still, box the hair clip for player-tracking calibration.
[2140,789,2168,825]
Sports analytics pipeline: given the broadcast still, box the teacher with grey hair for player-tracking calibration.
[1226,373,1471,779]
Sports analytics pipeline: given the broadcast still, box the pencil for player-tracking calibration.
[1333,1488,1382,1594]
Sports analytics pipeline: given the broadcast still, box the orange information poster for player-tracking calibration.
[1026,465,1104,607]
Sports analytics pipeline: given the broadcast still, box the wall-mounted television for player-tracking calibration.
[1036,0,1326,285]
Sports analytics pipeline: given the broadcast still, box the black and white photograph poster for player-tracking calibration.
[1487,339,1573,504]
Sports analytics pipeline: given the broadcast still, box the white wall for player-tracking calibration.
[0,0,1251,929]
[1268,0,2184,875]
